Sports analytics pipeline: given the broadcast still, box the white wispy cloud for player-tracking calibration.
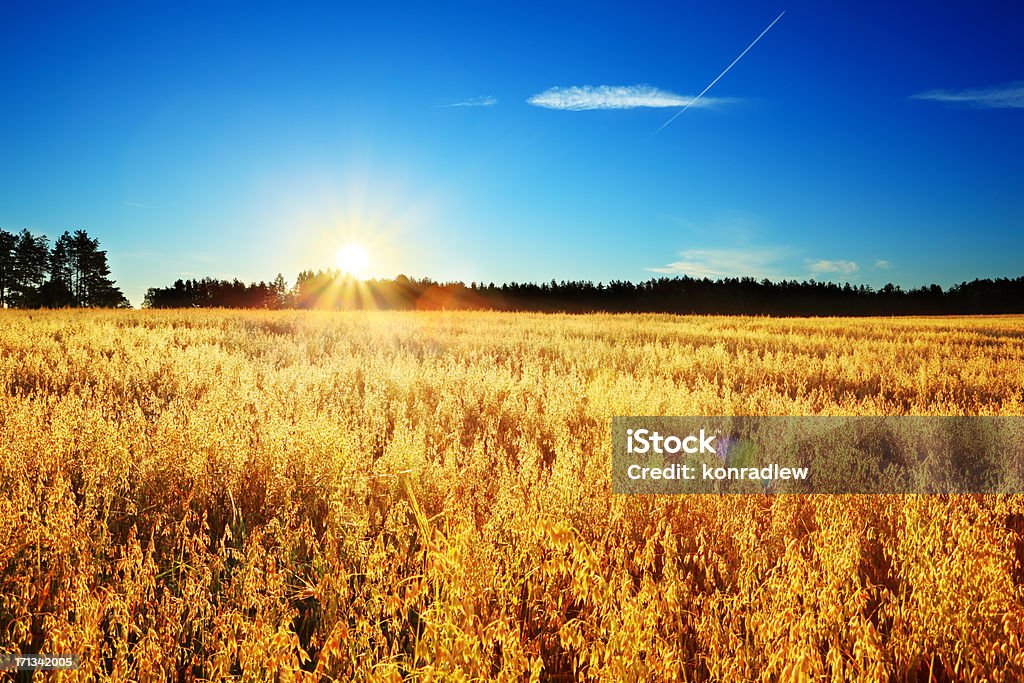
[648,247,792,280]
[806,259,859,275]
[437,96,497,108]
[874,259,892,270]
[123,200,153,208]
[910,81,1024,109]
[528,85,731,111]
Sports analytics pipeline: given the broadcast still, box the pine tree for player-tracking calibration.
[10,229,49,308]
[67,229,128,307]
[272,272,289,308]
[41,231,75,307]
[0,229,16,308]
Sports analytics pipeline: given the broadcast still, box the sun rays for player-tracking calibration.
[335,244,370,277]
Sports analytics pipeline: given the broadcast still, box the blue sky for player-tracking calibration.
[1,1,1022,306]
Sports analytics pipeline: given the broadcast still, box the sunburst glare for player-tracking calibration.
[336,244,370,277]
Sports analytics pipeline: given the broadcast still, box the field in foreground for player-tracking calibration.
[2,310,1024,681]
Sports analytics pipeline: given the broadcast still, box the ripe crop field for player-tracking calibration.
[2,309,1024,681]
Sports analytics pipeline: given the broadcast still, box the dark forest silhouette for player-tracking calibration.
[143,269,1024,316]
[3,226,1019,315]
[0,228,128,308]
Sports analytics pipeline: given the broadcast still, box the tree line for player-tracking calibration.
[6,227,1018,315]
[0,229,129,309]
[143,269,1024,316]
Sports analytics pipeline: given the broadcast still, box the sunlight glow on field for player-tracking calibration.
[3,310,1024,678]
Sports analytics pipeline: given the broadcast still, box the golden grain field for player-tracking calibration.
[2,309,1024,681]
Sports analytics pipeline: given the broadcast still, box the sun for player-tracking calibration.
[335,244,370,277]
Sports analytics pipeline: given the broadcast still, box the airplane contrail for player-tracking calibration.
[654,10,785,135]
